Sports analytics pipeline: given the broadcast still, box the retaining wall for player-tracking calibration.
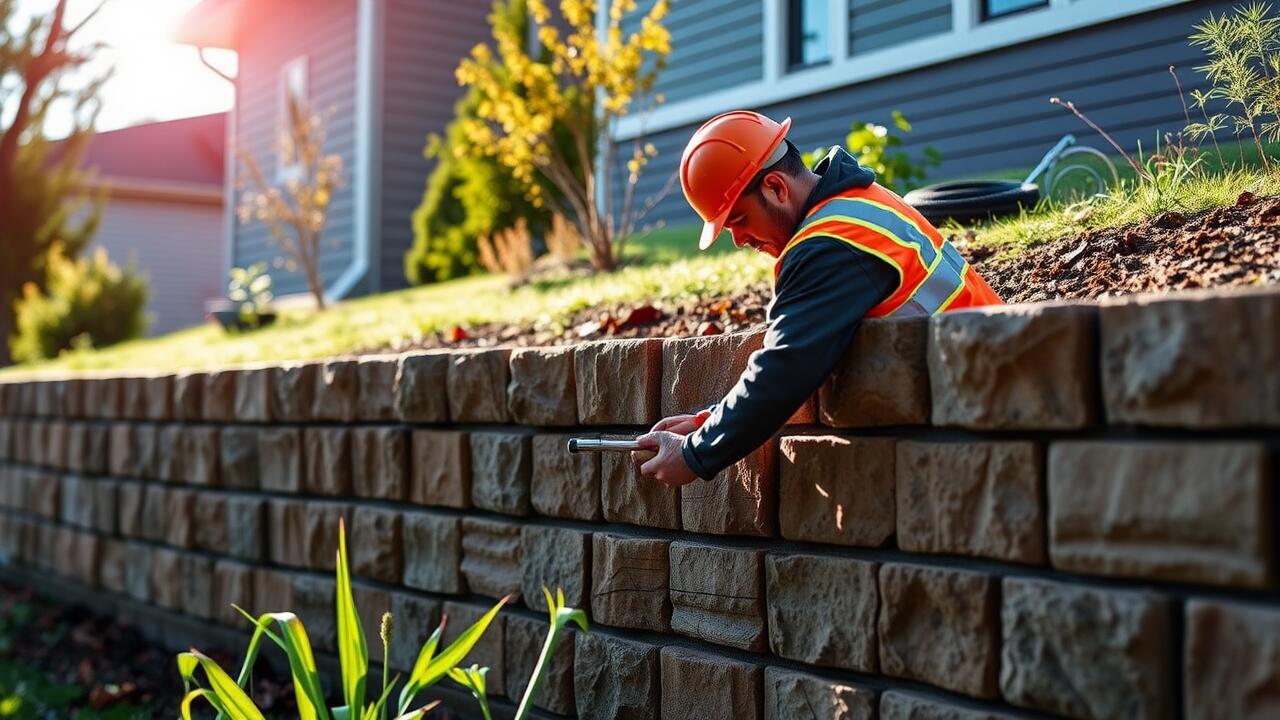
[0,287,1277,720]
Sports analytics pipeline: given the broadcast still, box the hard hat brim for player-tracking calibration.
[698,207,730,251]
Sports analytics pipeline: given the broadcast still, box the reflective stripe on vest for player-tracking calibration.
[775,191,977,317]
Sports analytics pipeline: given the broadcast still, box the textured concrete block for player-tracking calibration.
[165,488,196,548]
[880,691,1021,720]
[447,348,511,422]
[301,428,351,496]
[930,302,1097,429]
[681,442,776,536]
[108,423,135,477]
[779,436,894,547]
[670,542,765,651]
[181,554,216,619]
[764,667,875,720]
[591,534,669,632]
[878,564,998,698]
[257,427,302,492]
[470,432,531,515]
[153,425,183,481]
[117,482,144,537]
[233,366,272,422]
[354,585,391,656]
[531,434,601,521]
[1001,577,1172,720]
[68,423,108,474]
[83,377,122,419]
[218,427,258,489]
[92,479,117,533]
[356,355,399,421]
[351,427,408,500]
[202,370,236,422]
[402,510,462,594]
[28,470,60,519]
[461,517,523,602]
[292,575,337,652]
[268,499,306,567]
[574,633,659,720]
[409,430,470,508]
[897,441,1045,563]
[312,360,358,422]
[58,475,94,529]
[140,485,168,541]
[509,346,578,426]
[350,506,403,583]
[767,553,878,672]
[226,495,265,561]
[172,371,204,421]
[661,646,761,720]
[99,539,127,595]
[521,525,590,612]
[395,350,450,423]
[574,338,662,425]
[213,560,255,626]
[124,542,152,602]
[303,501,349,570]
[184,426,220,486]
[1185,599,1280,720]
[663,330,813,422]
[150,547,183,609]
[442,601,506,697]
[506,615,576,714]
[194,493,229,552]
[1101,288,1280,427]
[119,377,148,419]
[140,374,173,420]
[251,568,294,616]
[820,316,930,427]
[270,362,316,422]
[601,448,680,530]
[129,424,157,479]
[388,593,441,672]
[1049,441,1271,587]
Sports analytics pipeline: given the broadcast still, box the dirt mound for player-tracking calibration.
[378,195,1279,353]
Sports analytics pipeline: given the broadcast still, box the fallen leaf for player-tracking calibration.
[446,325,468,343]
[697,321,721,336]
[1237,190,1257,206]
[618,304,662,330]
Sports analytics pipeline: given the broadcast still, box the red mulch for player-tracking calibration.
[371,193,1280,353]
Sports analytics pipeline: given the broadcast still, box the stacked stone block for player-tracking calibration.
[0,286,1276,719]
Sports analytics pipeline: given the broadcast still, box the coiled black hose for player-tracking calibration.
[903,180,1041,225]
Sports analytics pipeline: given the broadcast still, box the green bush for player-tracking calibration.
[404,0,548,286]
[803,110,942,194]
[11,246,149,363]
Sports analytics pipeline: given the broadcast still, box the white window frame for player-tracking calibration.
[276,55,309,184]
[616,0,1192,140]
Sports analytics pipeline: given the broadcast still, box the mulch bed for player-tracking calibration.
[373,192,1280,353]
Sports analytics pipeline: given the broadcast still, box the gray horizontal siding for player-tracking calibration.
[625,0,1238,228]
[376,0,491,291]
[850,0,952,55]
[624,0,764,104]
[232,0,358,297]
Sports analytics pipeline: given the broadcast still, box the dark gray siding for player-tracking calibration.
[233,0,358,296]
[626,1,1237,228]
[624,0,763,104]
[376,0,492,291]
[850,0,951,55]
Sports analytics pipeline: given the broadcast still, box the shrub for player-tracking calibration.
[803,111,942,194]
[11,246,148,363]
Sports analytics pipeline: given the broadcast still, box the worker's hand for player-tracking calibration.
[633,431,700,487]
[648,413,701,435]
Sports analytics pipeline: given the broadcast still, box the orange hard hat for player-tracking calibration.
[679,110,792,250]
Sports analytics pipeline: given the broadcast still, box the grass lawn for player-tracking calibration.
[4,139,1273,376]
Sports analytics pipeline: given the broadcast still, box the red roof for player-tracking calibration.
[79,112,226,188]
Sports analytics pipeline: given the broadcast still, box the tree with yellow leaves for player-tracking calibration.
[236,98,344,310]
[455,0,672,272]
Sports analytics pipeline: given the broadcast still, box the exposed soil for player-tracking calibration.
[372,193,1280,353]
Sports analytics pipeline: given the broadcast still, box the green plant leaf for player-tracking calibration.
[397,597,508,715]
[182,688,226,720]
[189,649,266,720]
[177,652,199,693]
[335,518,369,714]
[397,619,444,716]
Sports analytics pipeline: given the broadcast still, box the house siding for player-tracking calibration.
[375,0,492,291]
[89,198,225,336]
[850,0,952,56]
[232,0,358,297]
[623,0,764,105]
[622,0,1236,228]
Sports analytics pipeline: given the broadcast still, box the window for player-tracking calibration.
[787,0,830,69]
[983,0,1049,20]
[277,56,308,182]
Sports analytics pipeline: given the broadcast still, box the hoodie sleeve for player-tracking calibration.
[680,237,897,479]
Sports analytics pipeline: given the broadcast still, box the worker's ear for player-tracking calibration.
[761,171,790,205]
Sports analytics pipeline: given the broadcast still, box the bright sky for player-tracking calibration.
[10,0,237,138]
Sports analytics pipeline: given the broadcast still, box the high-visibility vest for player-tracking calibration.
[775,184,1004,317]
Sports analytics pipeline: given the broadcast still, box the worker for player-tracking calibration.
[634,110,1003,486]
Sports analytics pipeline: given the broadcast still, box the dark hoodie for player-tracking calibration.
[681,147,898,479]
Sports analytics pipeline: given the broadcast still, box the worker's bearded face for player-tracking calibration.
[724,172,797,257]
